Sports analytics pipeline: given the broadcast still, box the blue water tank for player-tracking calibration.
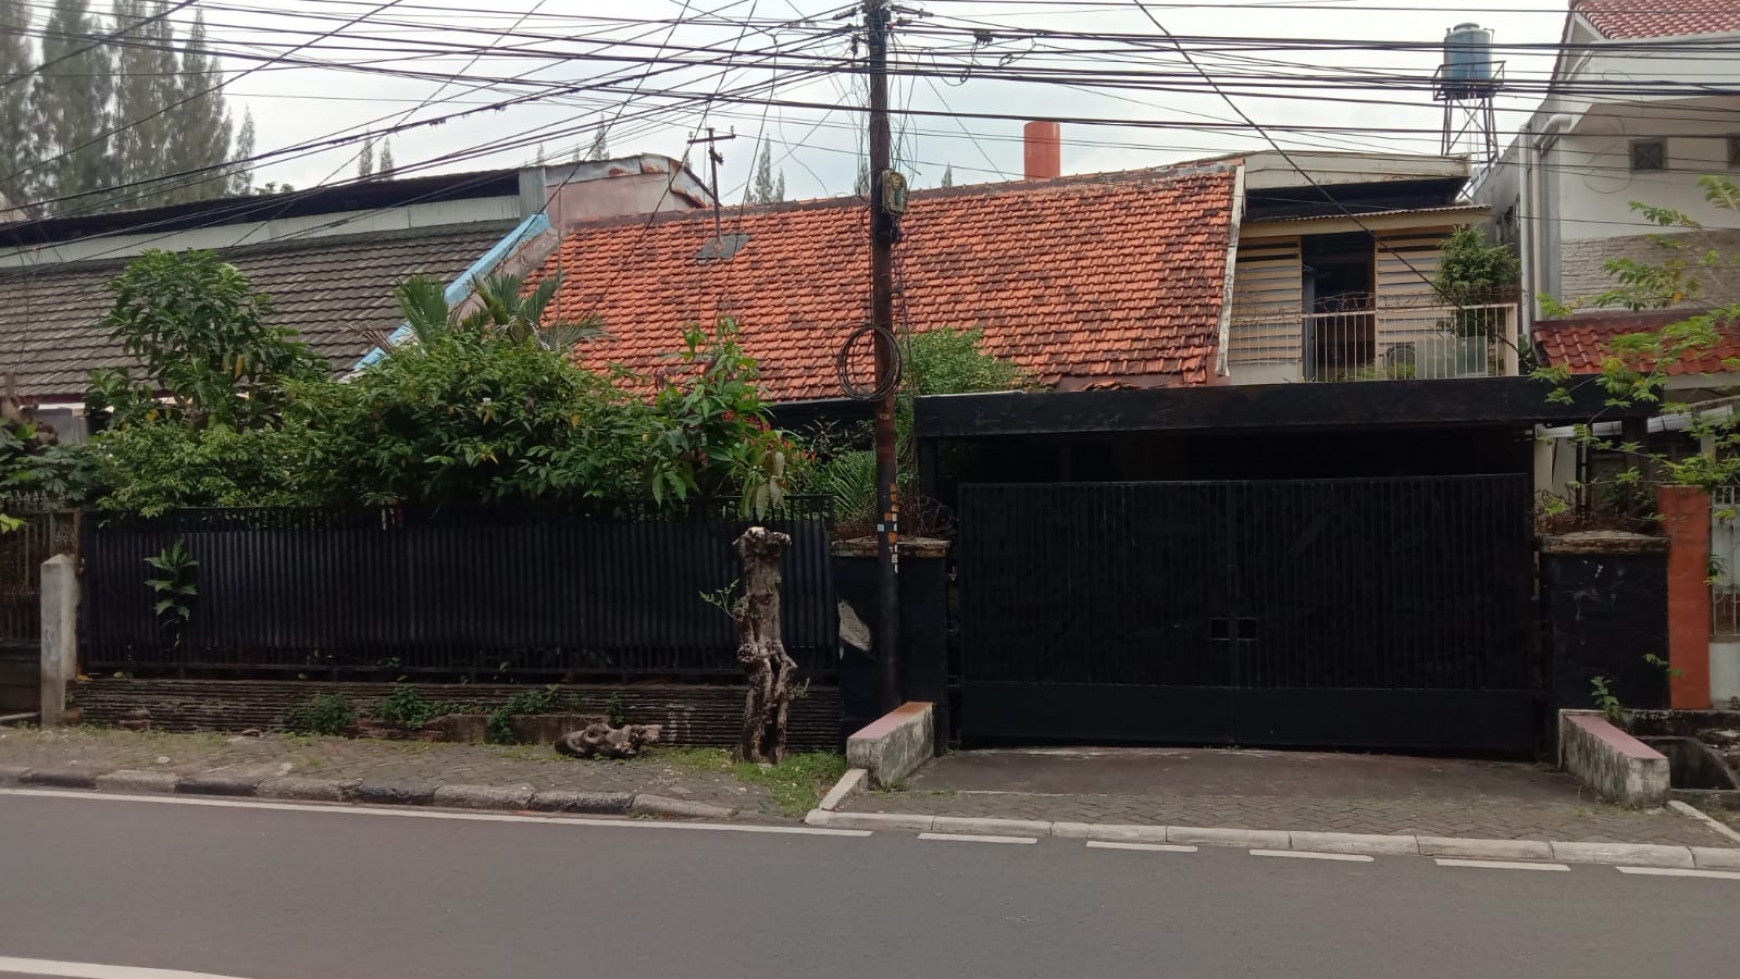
[1444,23,1494,97]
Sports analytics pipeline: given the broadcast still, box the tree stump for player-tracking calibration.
[735,525,797,764]
[554,722,661,760]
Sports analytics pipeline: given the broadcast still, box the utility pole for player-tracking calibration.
[865,0,903,711]
[687,128,735,241]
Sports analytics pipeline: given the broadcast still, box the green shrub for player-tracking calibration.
[370,683,468,729]
[486,685,560,744]
[284,693,355,736]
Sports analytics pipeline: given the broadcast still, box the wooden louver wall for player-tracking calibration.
[1227,236,1302,365]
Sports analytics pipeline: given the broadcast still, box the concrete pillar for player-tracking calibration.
[1659,486,1712,709]
[39,554,77,725]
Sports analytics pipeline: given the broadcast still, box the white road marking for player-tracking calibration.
[917,832,1038,844]
[1250,849,1374,863]
[1616,866,1740,881]
[0,955,257,979]
[1085,841,1198,853]
[0,788,871,838]
[1435,858,1570,872]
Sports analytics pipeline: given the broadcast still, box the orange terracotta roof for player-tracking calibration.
[530,166,1237,402]
[1573,0,1740,39]
[1535,310,1740,375]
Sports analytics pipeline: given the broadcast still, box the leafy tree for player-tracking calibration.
[162,9,228,204]
[33,0,116,211]
[813,327,1026,534]
[1435,226,1519,305]
[940,163,954,188]
[750,142,785,204]
[854,161,870,197]
[228,106,254,195]
[87,249,329,431]
[110,0,178,206]
[587,127,609,162]
[329,316,651,506]
[89,417,334,515]
[357,137,374,179]
[389,271,598,351]
[645,320,803,517]
[377,139,394,179]
[1536,175,1740,519]
[0,0,40,209]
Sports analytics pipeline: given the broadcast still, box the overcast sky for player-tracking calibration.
[203,0,1575,198]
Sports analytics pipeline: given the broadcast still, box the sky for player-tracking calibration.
[184,0,1577,199]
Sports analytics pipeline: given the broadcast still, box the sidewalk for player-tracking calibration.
[0,727,837,819]
[837,747,1736,846]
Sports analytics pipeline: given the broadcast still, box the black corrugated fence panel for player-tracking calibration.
[82,499,836,678]
[957,476,1535,751]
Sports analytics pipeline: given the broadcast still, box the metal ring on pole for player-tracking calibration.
[837,323,902,401]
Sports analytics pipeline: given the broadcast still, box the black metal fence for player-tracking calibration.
[82,499,837,679]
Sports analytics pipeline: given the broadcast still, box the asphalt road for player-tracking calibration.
[0,790,1732,979]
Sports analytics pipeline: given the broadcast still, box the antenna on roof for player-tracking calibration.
[688,128,736,245]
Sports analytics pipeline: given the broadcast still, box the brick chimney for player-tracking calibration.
[1023,121,1061,181]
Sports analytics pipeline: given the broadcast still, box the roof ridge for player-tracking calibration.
[559,162,1240,235]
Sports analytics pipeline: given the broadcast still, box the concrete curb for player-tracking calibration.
[433,784,535,810]
[175,775,265,797]
[629,794,736,820]
[6,766,746,822]
[20,768,96,789]
[528,790,635,814]
[800,809,1732,868]
[94,770,179,794]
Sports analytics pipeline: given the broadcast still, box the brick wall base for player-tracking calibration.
[78,678,842,751]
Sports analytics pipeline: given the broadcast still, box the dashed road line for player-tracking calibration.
[1085,841,1198,853]
[1435,858,1570,872]
[1251,849,1374,863]
[917,832,1038,844]
[1616,866,1740,880]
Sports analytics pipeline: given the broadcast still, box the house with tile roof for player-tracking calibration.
[1469,0,1740,503]
[529,163,1239,401]
[0,156,711,440]
[518,140,1510,405]
[1473,0,1740,350]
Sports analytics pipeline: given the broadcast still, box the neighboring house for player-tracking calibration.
[1470,0,1740,495]
[1474,0,1740,324]
[0,156,711,439]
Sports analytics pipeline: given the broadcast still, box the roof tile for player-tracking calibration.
[1573,0,1740,39]
[530,167,1237,401]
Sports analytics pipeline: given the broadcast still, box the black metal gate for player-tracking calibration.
[957,476,1535,752]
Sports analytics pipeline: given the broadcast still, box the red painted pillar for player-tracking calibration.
[1659,485,1712,708]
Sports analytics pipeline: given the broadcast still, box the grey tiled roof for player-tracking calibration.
[0,221,519,399]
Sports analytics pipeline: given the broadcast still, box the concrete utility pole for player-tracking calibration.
[866,0,902,710]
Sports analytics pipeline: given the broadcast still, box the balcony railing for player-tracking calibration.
[1227,302,1519,382]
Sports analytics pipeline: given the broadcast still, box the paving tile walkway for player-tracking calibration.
[842,747,1737,846]
[0,728,781,816]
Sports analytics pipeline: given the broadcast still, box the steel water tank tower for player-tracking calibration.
[1434,23,1503,163]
